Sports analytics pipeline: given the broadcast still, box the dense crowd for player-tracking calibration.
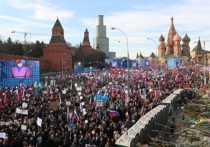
[0,65,207,147]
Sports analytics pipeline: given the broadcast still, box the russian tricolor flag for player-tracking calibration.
[73,111,79,121]
[0,99,2,108]
[108,110,120,117]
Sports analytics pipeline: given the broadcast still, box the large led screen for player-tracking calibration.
[0,60,40,88]
[10,67,32,78]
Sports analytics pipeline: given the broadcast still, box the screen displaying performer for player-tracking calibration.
[9,59,32,78]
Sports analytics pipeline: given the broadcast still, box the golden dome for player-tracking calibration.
[171,16,174,20]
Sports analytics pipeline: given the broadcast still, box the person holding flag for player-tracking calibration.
[73,110,79,121]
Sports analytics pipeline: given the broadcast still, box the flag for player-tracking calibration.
[44,81,48,88]
[67,112,73,122]
[68,121,74,130]
[69,83,72,90]
[16,89,21,102]
[80,103,83,113]
[0,99,2,108]
[38,82,43,89]
[108,110,120,117]
[59,93,62,109]
[50,80,54,86]
[73,111,79,121]
[4,93,8,106]
[34,81,37,88]
[35,88,39,95]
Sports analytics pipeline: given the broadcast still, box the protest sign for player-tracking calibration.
[21,125,27,130]
[37,117,42,127]
[0,132,5,139]
[49,101,58,109]
[16,108,28,115]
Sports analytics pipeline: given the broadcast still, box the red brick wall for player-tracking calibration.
[43,43,72,71]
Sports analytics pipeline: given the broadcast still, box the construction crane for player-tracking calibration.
[11,31,50,44]
[11,31,50,54]
[194,39,210,85]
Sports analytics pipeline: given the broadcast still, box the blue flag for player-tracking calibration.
[68,121,74,130]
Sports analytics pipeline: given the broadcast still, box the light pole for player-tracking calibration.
[83,54,87,72]
[147,38,158,59]
[97,56,100,69]
[111,27,130,103]
[62,52,67,75]
[27,49,33,62]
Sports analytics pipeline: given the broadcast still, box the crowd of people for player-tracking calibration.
[0,65,207,147]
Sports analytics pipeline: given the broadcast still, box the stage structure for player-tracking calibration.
[105,57,138,68]
[140,59,151,67]
[0,59,40,88]
[167,57,180,69]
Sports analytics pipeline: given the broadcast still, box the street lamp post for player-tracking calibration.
[62,52,67,75]
[27,49,33,62]
[147,38,158,59]
[147,38,158,81]
[83,54,87,72]
[111,27,130,103]
[97,56,100,69]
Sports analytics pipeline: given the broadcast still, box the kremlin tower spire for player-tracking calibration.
[83,28,90,46]
[43,18,72,71]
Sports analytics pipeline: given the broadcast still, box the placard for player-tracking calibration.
[21,125,27,130]
[0,132,5,139]
[96,100,103,107]
[37,117,42,127]
[49,102,58,109]
[5,122,10,126]
[0,122,5,126]
[22,102,28,108]
[16,108,28,115]
[66,101,71,106]
[62,90,66,94]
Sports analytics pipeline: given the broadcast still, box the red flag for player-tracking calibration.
[203,85,207,92]
[4,94,8,106]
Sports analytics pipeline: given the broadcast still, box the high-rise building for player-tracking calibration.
[93,15,115,58]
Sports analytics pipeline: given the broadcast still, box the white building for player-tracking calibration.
[93,15,115,58]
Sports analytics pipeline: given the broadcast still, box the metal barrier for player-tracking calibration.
[115,105,167,146]
[173,88,184,96]
[116,89,198,146]
[162,94,178,116]
[115,134,136,147]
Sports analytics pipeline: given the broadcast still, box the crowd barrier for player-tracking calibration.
[115,88,197,147]
[115,105,168,146]
[162,94,179,116]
